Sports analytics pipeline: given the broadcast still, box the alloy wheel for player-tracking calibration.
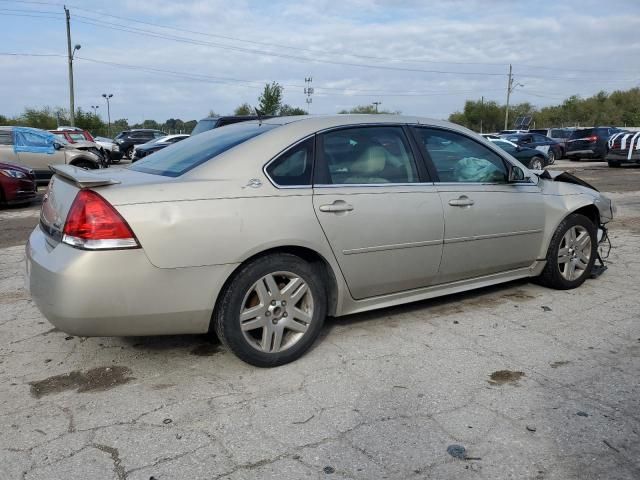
[530,158,543,170]
[547,150,555,164]
[557,225,591,281]
[239,271,314,354]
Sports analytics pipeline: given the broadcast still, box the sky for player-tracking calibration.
[1,0,640,124]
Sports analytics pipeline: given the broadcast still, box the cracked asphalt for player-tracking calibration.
[1,160,639,479]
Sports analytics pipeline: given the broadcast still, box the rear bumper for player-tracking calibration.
[566,149,601,158]
[26,225,238,336]
[606,152,640,164]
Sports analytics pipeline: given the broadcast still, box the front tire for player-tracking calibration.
[529,156,545,170]
[538,213,597,290]
[213,253,327,367]
[547,150,555,165]
[125,147,134,160]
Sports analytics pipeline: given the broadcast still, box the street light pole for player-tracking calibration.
[64,6,80,126]
[102,94,113,137]
[91,105,99,116]
[372,101,382,113]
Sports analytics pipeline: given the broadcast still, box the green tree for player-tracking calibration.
[258,82,283,115]
[233,103,253,116]
[279,104,306,116]
[338,104,395,114]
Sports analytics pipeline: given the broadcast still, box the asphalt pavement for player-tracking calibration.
[1,159,639,479]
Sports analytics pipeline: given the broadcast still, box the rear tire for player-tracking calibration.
[607,160,621,168]
[538,213,597,290]
[213,253,327,367]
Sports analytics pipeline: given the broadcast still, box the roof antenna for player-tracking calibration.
[254,107,263,126]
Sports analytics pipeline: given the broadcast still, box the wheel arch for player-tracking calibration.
[540,199,601,260]
[211,245,342,334]
[69,155,99,167]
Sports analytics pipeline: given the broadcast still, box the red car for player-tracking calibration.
[49,129,95,143]
[0,161,37,206]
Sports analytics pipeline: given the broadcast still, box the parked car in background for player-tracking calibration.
[501,132,562,164]
[191,116,266,136]
[94,136,121,163]
[488,137,549,170]
[529,128,575,158]
[605,131,640,167]
[114,129,166,160]
[132,134,190,161]
[0,127,102,184]
[55,126,95,142]
[566,127,622,161]
[0,161,37,206]
[27,115,614,367]
[49,130,105,160]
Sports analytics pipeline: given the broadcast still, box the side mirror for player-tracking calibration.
[508,165,526,182]
[53,142,63,150]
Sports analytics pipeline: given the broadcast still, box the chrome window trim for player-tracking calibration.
[313,182,435,188]
[262,134,315,189]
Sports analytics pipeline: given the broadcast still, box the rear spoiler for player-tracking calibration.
[49,164,121,188]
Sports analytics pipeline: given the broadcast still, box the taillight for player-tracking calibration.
[62,190,139,250]
[584,136,598,142]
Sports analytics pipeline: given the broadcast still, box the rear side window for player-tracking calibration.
[266,137,314,187]
[130,122,277,177]
[570,129,594,139]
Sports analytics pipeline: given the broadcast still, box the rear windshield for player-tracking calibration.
[570,129,594,139]
[550,129,570,138]
[191,119,218,136]
[129,122,276,177]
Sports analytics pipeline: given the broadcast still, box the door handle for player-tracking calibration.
[448,195,475,207]
[319,201,354,213]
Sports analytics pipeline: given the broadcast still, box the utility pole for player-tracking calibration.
[504,64,512,131]
[102,94,113,136]
[64,6,81,127]
[372,101,382,113]
[504,64,524,131]
[480,96,484,134]
[304,77,313,114]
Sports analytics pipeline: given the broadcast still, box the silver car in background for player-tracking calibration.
[26,115,614,367]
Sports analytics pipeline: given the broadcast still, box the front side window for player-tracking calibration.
[266,137,313,186]
[414,127,508,183]
[319,126,418,185]
[130,122,277,177]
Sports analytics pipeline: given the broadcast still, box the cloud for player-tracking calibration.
[1,0,639,122]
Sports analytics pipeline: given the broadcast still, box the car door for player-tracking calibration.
[312,125,444,300]
[412,127,545,284]
[13,129,66,173]
[531,134,556,156]
[0,129,19,164]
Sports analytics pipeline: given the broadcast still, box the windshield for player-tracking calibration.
[191,119,218,136]
[129,122,277,177]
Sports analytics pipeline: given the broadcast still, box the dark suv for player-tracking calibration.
[114,129,166,160]
[566,127,621,161]
[191,116,267,136]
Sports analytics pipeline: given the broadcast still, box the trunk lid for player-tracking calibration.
[40,165,166,242]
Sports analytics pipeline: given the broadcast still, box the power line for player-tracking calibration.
[2,0,639,77]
